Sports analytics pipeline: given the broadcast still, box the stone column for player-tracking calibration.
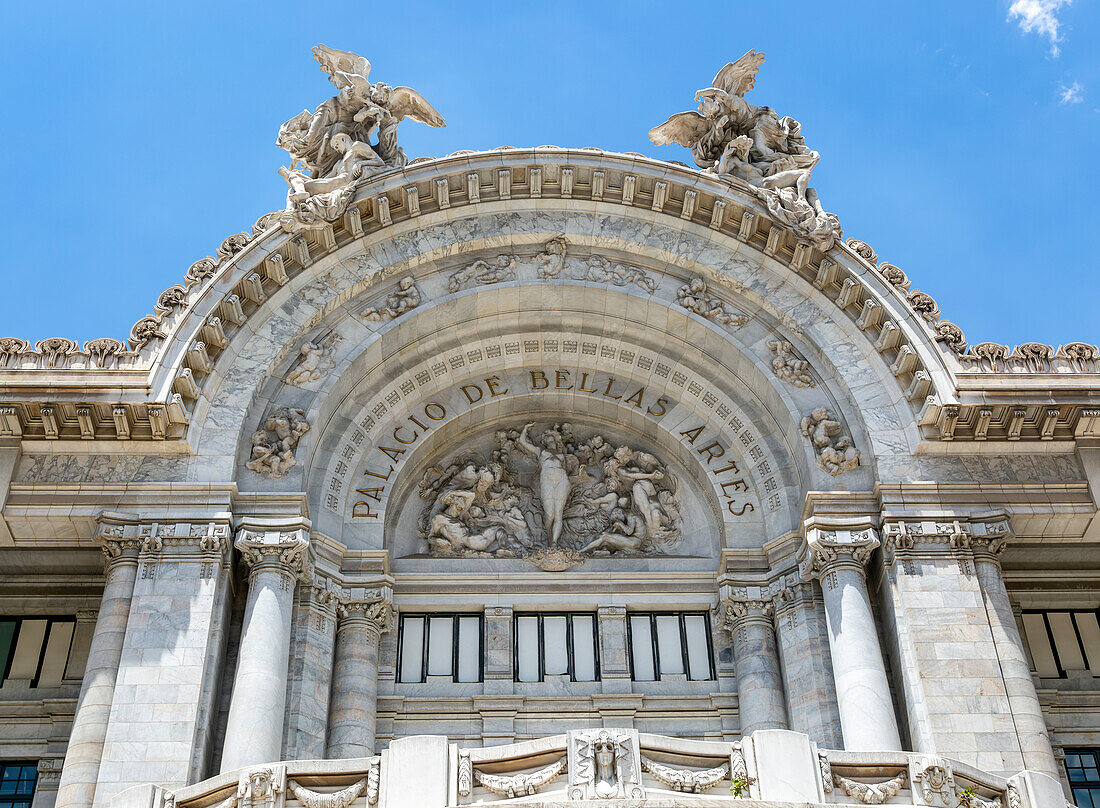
[971,520,1060,779]
[771,573,843,748]
[717,587,788,735]
[56,515,140,808]
[800,521,902,751]
[327,592,394,758]
[220,521,313,773]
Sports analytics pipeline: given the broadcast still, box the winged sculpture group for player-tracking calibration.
[275,46,840,249]
[276,45,445,232]
[649,50,842,249]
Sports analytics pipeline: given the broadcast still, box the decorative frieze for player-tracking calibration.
[357,276,421,321]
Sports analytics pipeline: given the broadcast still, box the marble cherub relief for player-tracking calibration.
[416,423,682,568]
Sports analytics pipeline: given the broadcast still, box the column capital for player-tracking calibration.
[335,597,394,635]
[94,510,234,567]
[880,514,1011,567]
[235,518,314,583]
[798,518,880,581]
[717,586,774,633]
[95,511,143,566]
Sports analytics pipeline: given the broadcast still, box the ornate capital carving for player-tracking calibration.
[882,514,1012,569]
[799,520,880,581]
[717,586,774,634]
[336,598,394,635]
[769,570,817,624]
[94,511,233,568]
[234,521,314,583]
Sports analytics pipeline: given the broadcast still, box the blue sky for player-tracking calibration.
[0,1,1096,348]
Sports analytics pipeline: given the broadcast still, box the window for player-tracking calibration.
[1066,749,1100,808]
[628,612,714,681]
[397,614,482,683]
[0,618,77,688]
[514,613,599,682]
[0,763,36,808]
[1021,610,1100,678]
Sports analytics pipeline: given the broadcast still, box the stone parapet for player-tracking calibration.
[111,729,1070,808]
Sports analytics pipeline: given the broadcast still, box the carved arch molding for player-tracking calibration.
[225,229,903,554]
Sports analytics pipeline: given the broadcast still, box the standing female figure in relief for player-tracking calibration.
[515,423,571,546]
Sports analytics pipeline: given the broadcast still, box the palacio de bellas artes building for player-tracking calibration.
[4,40,1100,808]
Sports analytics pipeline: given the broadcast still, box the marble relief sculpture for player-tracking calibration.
[649,50,842,249]
[677,278,748,328]
[277,45,444,232]
[285,332,341,386]
[416,424,681,565]
[449,254,517,292]
[800,407,860,475]
[358,276,421,321]
[569,729,644,800]
[246,407,310,478]
[768,339,816,388]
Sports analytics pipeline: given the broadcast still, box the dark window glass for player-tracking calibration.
[1067,749,1100,808]
[0,762,36,808]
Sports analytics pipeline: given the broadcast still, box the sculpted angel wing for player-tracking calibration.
[712,49,766,97]
[648,111,710,147]
[312,44,371,82]
[389,87,446,127]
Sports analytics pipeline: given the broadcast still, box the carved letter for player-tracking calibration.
[529,370,549,390]
[364,466,395,481]
[461,384,484,404]
[624,387,645,409]
[698,441,725,463]
[424,402,446,420]
[603,377,623,400]
[720,479,749,495]
[353,501,380,518]
[393,426,418,445]
[355,487,384,502]
[379,446,406,463]
[486,375,509,397]
[578,372,598,393]
[712,461,740,475]
[647,396,669,417]
[679,425,704,444]
[728,501,755,517]
[555,370,574,390]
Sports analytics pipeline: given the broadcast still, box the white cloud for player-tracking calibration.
[1059,81,1084,103]
[1008,0,1072,56]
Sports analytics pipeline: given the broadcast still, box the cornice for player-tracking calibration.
[0,148,1094,445]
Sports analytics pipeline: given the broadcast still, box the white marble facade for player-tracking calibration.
[2,46,1099,808]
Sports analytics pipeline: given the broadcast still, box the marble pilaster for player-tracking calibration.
[483,606,514,695]
[282,578,338,761]
[597,606,631,694]
[800,519,902,751]
[327,590,393,758]
[92,517,234,806]
[969,519,1060,779]
[55,515,140,808]
[717,587,788,735]
[771,573,843,747]
[220,520,313,773]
